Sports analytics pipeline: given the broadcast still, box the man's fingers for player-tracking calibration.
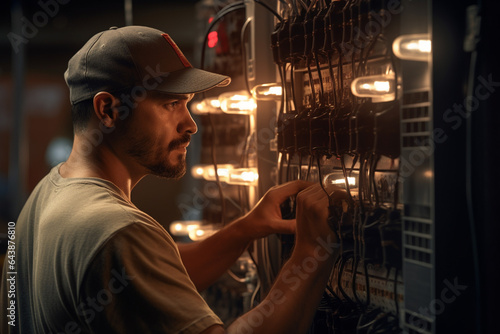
[267,180,314,204]
[271,219,297,234]
[296,184,329,213]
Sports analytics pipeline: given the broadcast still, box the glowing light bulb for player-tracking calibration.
[323,172,358,194]
[189,224,217,241]
[191,164,233,183]
[392,34,431,61]
[228,168,259,186]
[191,97,222,115]
[191,165,258,186]
[219,91,257,114]
[330,177,356,186]
[351,74,396,102]
[169,221,202,236]
[251,83,283,101]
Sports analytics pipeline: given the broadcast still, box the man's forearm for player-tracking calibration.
[178,217,253,291]
[227,245,338,334]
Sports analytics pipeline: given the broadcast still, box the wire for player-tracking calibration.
[208,114,227,226]
[250,279,261,308]
[227,269,248,283]
[290,62,300,111]
[254,0,284,22]
[316,155,330,198]
[337,252,356,305]
[241,17,253,95]
[465,30,482,334]
[393,267,399,318]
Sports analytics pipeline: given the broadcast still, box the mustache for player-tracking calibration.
[168,134,191,151]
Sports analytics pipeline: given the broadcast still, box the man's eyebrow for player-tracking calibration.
[149,91,193,101]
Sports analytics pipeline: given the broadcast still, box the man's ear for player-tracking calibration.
[93,92,121,128]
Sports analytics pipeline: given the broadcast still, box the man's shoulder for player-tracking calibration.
[21,168,161,249]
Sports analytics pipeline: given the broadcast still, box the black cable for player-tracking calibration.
[363,259,371,306]
[352,253,365,308]
[298,152,303,180]
[326,55,338,109]
[316,155,330,198]
[306,60,318,109]
[290,61,300,111]
[371,155,380,207]
[305,154,313,180]
[393,267,399,318]
[464,21,482,334]
[241,17,253,95]
[337,252,356,305]
[286,152,291,182]
[278,152,285,184]
[208,113,226,226]
[326,281,342,301]
[254,0,284,22]
[314,54,325,102]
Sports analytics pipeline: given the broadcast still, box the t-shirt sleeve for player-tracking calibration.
[76,222,223,334]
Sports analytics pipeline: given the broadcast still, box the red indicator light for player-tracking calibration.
[208,31,218,48]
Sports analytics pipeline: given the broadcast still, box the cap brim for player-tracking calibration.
[152,67,231,94]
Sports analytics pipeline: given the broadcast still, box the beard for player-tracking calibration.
[125,132,191,180]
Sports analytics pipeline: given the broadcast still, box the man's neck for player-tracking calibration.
[59,135,144,199]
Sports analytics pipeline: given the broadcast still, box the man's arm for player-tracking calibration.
[199,184,346,334]
[178,180,312,292]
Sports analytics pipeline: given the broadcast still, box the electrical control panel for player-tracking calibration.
[191,0,485,333]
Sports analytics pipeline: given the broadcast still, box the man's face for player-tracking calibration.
[119,91,197,179]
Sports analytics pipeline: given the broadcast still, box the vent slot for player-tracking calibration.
[402,106,430,120]
[403,90,429,105]
[404,218,432,265]
[405,311,433,334]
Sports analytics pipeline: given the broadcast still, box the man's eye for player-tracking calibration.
[165,101,178,108]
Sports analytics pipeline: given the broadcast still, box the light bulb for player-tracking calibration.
[191,97,222,115]
[228,168,259,186]
[191,165,258,186]
[392,34,431,61]
[351,74,396,102]
[323,172,358,194]
[188,224,217,241]
[219,91,257,114]
[251,83,283,101]
[191,164,233,183]
[169,220,201,236]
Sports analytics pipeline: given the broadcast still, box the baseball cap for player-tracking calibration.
[64,26,231,105]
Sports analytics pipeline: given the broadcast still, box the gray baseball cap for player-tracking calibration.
[64,26,231,104]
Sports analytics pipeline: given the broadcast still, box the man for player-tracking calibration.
[0,26,346,333]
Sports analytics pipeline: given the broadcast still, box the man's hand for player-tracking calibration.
[294,183,348,254]
[223,183,349,334]
[237,180,313,240]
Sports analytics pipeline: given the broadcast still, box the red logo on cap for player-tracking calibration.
[162,34,192,68]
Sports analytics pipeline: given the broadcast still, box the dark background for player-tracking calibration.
[0,0,209,228]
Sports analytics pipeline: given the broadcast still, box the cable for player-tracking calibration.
[227,269,248,283]
[241,17,253,95]
[464,13,482,334]
[337,252,356,305]
[393,267,399,318]
[208,113,227,226]
[254,0,284,22]
[316,155,330,198]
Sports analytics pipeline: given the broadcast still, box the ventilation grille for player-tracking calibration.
[405,311,433,334]
[403,218,432,265]
[401,90,431,149]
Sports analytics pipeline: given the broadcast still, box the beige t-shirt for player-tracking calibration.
[0,164,222,333]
